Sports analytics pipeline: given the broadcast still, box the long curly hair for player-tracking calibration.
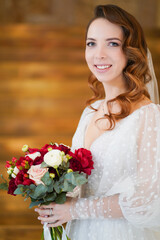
[86,4,151,130]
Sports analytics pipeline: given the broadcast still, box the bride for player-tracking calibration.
[36,4,160,240]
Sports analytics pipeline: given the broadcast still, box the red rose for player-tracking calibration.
[40,144,52,155]
[16,157,26,168]
[70,148,94,175]
[28,147,40,154]
[57,144,70,154]
[8,178,17,196]
[69,158,83,172]
[16,156,33,170]
[40,144,58,155]
[23,179,34,186]
[25,156,34,167]
[15,170,25,185]
[41,143,71,155]
[15,169,34,186]
[33,156,43,165]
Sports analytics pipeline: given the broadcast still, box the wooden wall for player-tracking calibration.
[0,24,91,239]
[0,1,160,239]
[0,0,160,28]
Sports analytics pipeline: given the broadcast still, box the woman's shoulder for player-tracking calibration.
[130,96,160,117]
[131,102,160,130]
[135,102,160,117]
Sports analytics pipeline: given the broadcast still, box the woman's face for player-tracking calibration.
[85,18,127,86]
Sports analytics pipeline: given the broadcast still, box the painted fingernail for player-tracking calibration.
[35,209,38,212]
[38,217,41,220]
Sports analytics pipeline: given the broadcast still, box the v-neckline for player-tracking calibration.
[83,100,154,151]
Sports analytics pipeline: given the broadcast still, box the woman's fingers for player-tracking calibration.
[35,206,56,216]
[47,220,63,228]
[35,208,50,216]
[38,215,59,223]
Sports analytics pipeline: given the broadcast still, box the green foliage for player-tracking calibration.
[14,187,23,195]
[44,192,57,202]
[41,172,53,186]
[47,181,54,193]
[0,174,8,190]
[64,172,87,186]
[53,173,65,193]
[53,181,62,194]
[62,180,75,192]
[29,184,48,199]
[41,162,49,168]
[55,192,66,204]
[29,200,44,209]
[29,184,36,190]
[0,182,8,190]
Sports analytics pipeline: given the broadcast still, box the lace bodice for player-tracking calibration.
[69,100,160,230]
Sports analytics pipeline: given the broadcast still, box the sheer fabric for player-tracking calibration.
[63,100,160,240]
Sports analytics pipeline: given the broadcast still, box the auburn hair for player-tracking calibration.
[85,4,151,130]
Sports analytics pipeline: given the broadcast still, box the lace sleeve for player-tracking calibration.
[70,194,123,219]
[119,104,160,229]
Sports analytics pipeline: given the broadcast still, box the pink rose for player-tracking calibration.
[27,164,48,185]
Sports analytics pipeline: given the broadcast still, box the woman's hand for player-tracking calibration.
[35,198,73,227]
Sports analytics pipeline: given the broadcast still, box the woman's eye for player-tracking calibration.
[86,42,95,47]
[108,42,119,47]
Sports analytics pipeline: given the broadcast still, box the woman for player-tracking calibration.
[36,4,160,240]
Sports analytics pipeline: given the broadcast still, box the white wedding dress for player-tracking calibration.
[63,99,160,240]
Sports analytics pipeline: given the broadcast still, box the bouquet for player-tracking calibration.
[0,143,94,240]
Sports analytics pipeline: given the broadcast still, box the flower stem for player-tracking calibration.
[55,168,60,178]
[51,227,55,240]
[41,230,44,240]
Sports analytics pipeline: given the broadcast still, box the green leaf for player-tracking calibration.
[44,192,57,202]
[29,184,36,190]
[29,200,44,208]
[41,162,49,168]
[24,195,29,201]
[65,172,87,186]
[62,180,74,192]
[0,174,8,190]
[63,172,76,185]
[53,181,62,194]
[0,174,7,182]
[14,187,23,195]
[47,181,54,193]
[74,174,87,186]
[29,184,48,199]
[0,182,8,190]
[41,172,52,186]
[55,192,66,204]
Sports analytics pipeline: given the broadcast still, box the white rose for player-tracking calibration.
[11,166,20,178]
[26,152,41,160]
[44,149,63,167]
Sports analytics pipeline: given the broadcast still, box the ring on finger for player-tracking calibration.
[50,208,53,216]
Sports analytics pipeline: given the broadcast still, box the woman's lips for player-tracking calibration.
[94,64,112,72]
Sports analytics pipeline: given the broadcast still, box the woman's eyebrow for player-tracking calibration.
[106,37,122,42]
[86,38,96,41]
[86,37,122,42]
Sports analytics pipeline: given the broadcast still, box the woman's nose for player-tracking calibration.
[95,45,106,59]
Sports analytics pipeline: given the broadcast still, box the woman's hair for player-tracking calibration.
[86,4,151,130]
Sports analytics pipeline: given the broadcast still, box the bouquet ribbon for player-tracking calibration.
[43,223,68,240]
[43,223,51,240]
